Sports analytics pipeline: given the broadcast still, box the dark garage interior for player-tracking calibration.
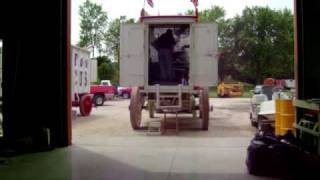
[0,0,71,150]
[0,0,320,179]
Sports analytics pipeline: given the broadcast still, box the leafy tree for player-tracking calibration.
[97,56,119,85]
[111,62,119,86]
[186,6,225,23]
[78,0,108,57]
[96,55,111,66]
[228,7,294,83]
[217,18,239,80]
[187,6,294,84]
[102,16,134,85]
[105,16,134,63]
[186,6,226,45]
[98,62,114,81]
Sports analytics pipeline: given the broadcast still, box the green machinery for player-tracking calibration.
[293,100,320,155]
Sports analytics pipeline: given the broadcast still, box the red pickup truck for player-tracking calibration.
[90,80,115,106]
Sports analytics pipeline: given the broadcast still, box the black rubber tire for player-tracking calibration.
[93,94,105,106]
[123,93,130,99]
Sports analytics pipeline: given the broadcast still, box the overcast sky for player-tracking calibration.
[71,0,293,45]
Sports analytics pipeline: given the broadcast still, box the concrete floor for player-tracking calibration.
[0,98,276,180]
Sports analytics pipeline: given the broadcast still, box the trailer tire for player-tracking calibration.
[93,94,105,106]
[129,87,144,130]
[200,89,209,130]
[80,94,92,116]
[123,93,130,99]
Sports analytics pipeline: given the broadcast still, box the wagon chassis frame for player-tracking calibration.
[129,85,209,131]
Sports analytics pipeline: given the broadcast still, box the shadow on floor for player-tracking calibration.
[0,145,273,180]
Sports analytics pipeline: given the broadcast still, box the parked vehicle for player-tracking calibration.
[252,85,263,94]
[250,94,268,127]
[250,84,276,127]
[100,80,112,86]
[284,79,295,89]
[217,81,244,97]
[263,77,295,90]
[90,80,116,106]
[257,100,276,132]
[117,86,132,99]
[250,85,290,130]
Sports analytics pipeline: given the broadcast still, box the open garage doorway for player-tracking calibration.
[70,0,295,143]
[2,1,318,180]
[68,1,302,179]
[67,8,297,178]
[68,0,295,148]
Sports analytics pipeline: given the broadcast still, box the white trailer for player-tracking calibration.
[120,16,218,130]
[71,45,94,116]
[89,58,98,83]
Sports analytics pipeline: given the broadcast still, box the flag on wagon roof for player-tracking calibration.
[147,0,154,8]
[190,0,198,7]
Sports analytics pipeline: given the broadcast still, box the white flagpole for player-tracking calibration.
[140,0,146,18]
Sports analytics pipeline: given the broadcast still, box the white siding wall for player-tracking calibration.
[90,59,97,83]
[71,46,91,101]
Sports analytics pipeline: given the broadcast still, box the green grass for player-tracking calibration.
[209,82,254,98]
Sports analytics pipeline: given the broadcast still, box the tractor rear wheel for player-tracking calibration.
[199,89,209,130]
[129,87,144,130]
[80,94,92,116]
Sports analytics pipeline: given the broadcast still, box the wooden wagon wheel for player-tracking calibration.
[129,87,144,130]
[199,88,209,130]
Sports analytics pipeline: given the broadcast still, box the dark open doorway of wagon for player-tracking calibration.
[149,24,190,86]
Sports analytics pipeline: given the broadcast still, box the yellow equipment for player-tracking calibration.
[275,99,296,136]
[217,81,244,97]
